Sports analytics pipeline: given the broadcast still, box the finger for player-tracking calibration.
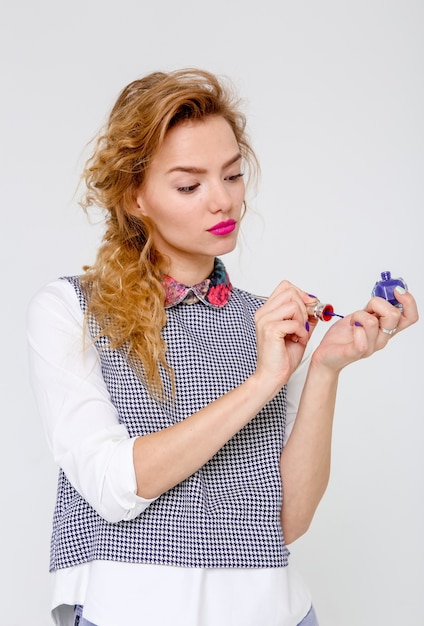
[349,312,380,354]
[350,308,397,353]
[268,280,319,306]
[349,320,370,356]
[259,316,311,345]
[268,280,300,299]
[365,297,402,337]
[392,288,419,330]
[264,282,319,326]
[258,291,308,328]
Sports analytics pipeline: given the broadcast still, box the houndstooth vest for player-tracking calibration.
[49,276,289,571]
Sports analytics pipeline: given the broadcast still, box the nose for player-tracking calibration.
[208,180,233,214]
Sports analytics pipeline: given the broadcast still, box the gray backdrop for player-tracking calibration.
[1,1,423,624]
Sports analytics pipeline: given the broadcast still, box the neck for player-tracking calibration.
[164,257,215,285]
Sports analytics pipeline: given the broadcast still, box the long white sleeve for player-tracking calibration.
[27,279,157,522]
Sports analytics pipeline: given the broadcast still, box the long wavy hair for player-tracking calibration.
[80,68,259,399]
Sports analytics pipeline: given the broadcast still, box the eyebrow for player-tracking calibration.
[166,152,242,175]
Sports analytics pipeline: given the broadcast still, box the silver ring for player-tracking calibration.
[380,326,397,336]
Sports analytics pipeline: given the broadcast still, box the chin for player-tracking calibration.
[215,236,239,255]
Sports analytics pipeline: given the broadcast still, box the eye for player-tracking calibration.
[225,173,244,182]
[177,183,200,193]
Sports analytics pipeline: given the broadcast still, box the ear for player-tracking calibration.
[128,188,148,218]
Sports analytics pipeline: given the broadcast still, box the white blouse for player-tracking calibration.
[27,279,313,626]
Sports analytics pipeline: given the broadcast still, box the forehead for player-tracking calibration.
[153,116,239,168]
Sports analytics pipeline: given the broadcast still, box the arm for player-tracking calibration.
[280,361,338,544]
[133,373,283,498]
[28,279,310,513]
[280,287,419,544]
[133,281,313,499]
[27,280,157,522]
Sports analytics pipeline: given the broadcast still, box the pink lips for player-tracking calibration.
[207,219,236,236]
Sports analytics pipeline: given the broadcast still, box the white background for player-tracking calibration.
[1,1,423,624]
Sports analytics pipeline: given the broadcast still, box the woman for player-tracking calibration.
[27,68,418,626]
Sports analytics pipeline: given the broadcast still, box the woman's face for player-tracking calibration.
[134,115,245,282]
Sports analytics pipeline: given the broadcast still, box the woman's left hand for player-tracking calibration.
[311,287,419,373]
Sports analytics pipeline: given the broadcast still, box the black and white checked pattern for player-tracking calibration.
[50,274,289,571]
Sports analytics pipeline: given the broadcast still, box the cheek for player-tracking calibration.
[149,199,193,233]
[234,188,245,213]
[233,180,245,201]
[135,188,173,222]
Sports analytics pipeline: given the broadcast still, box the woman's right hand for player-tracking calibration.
[253,281,317,392]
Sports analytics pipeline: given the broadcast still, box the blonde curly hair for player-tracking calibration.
[80,68,258,399]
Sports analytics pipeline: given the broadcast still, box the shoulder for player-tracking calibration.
[230,286,267,312]
[27,276,84,329]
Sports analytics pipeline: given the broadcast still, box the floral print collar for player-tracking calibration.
[162,257,232,309]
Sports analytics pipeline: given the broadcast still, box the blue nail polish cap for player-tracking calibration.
[371,271,407,309]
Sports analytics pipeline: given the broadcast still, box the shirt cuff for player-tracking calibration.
[102,436,159,521]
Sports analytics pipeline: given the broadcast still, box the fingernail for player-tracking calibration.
[354,321,362,327]
[395,286,406,295]
[308,294,317,299]
[305,321,310,331]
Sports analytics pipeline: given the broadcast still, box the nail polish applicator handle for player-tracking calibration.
[306,301,343,321]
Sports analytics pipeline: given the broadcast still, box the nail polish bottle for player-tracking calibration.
[371,271,407,309]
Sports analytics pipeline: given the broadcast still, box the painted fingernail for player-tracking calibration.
[305,321,310,331]
[395,286,406,295]
[308,294,317,298]
[354,321,362,327]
